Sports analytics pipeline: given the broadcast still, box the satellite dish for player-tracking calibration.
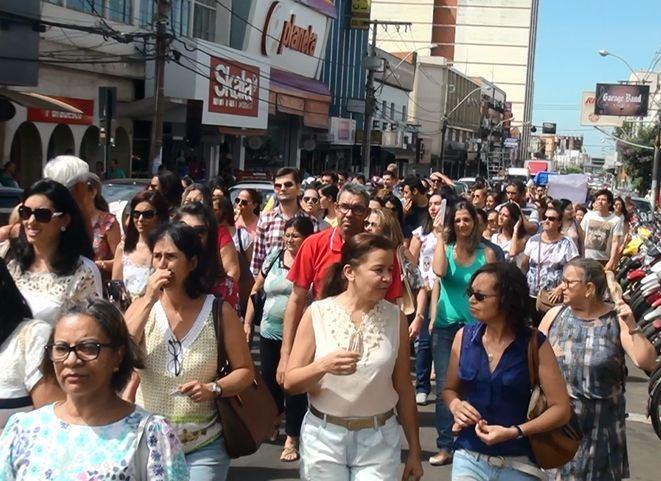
[0,98,16,121]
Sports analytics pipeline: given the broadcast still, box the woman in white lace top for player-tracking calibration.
[285,233,423,481]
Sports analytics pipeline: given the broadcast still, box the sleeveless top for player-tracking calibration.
[308,297,400,417]
[455,323,545,461]
[135,295,220,454]
[122,254,152,300]
[435,244,486,327]
[547,306,626,400]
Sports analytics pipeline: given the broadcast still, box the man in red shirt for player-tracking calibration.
[276,183,403,384]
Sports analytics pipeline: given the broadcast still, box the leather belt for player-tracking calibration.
[461,449,543,479]
[309,405,395,431]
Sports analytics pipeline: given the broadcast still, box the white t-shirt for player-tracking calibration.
[412,226,437,289]
[0,319,52,428]
[580,210,624,261]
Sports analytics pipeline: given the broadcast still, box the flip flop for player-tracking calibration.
[429,450,453,466]
[280,446,300,462]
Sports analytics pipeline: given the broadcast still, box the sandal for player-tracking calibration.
[280,445,300,462]
[429,450,453,466]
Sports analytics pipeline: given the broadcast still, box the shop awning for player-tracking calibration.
[117,96,188,122]
[0,88,83,113]
[381,146,416,160]
[269,68,331,129]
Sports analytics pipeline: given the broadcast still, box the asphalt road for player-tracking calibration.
[228,352,660,481]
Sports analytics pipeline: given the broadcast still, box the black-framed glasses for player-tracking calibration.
[337,203,368,216]
[18,205,63,223]
[302,196,319,204]
[466,288,496,302]
[46,342,115,362]
[167,338,182,376]
[131,209,156,219]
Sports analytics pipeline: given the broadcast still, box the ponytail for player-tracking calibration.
[321,262,346,299]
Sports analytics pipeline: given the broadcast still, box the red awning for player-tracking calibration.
[269,68,330,129]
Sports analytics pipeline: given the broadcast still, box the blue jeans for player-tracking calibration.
[432,323,462,452]
[452,449,542,480]
[415,311,432,395]
[186,436,230,481]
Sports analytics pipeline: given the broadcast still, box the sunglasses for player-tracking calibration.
[465,288,496,302]
[302,196,319,204]
[543,215,559,222]
[148,184,159,191]
[131,209,156,219]
[18,205,63,223]
[274,181,295,190]
[234,198,249,206]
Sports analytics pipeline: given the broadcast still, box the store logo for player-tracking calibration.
[208,56,260,117]
[262,1,318,58]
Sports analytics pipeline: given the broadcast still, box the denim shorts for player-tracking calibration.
[185,436,230,481]
[452,449,543,481]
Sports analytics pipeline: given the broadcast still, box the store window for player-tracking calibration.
[172,0,191,37]
[193,0,216,41]
[139,0,154,27]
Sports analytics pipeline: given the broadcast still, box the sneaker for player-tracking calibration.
[415,392,428,405]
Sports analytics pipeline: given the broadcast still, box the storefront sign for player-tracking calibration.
[594,83,650,117]
[350,0,371,29]
[27,96,94,124]
[209,56,260,117]
[244,0,330,78]
[329,117,355,144]
[580,91,624,127]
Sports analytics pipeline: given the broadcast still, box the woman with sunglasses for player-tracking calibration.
[125,223,253,481]
[540,259,656,481]
[429,201,497,467]
[0,298,189,479]
[112,190,169,301]
[519,202,578,326]
[5,179,101,325]
[234,189,262,239]
[443,262,572,481]
[300,187,331,229]
[319,184,340,228]
[243,216,314,463]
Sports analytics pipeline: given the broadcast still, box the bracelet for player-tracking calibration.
[629,326,642,335]
[514,425,525,439]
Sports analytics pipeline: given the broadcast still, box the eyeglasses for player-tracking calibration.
[46,341,115,362]
[337,203,368,216]
[167,339,182,376]
[302,196,319,204]
[131,209,156,220]
[560,278,583,287]
[234,198,249,206]
[543,215,559,222]
[18,205,63,223]
[466,288,496,302]
[148,183,159,191]
[274,181,295,190]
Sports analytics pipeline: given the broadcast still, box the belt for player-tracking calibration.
[309,405,395,431]
[461,449,543,479]
[0,396,32,409]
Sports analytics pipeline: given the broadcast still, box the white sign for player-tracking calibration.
[504,137,519,148]
[329,117,356,145]
[547,174,589,205]
[243,0,331,78]
[580,91,624,127]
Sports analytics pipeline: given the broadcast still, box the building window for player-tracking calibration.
[68,0,102,14]
[193,0,215,41]
[402,105,407,122]
[45,0,63,5]
[108,0,132,24]
[381,101,387,119]
[390,103,395,122]
[139,0,154,27]
[171,0,191,37]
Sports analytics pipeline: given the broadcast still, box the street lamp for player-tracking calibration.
[597,49,643,83]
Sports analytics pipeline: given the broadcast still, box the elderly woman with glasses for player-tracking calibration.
[539,258,656,481]
[126,223,253,481]
[0,299,189,479]
[443,262,571,481]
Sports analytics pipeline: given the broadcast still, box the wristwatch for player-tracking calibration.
[513,425,525,439]
[210,382,223,397]
[629,326,642,335]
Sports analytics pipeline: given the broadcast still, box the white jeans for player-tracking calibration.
[299,410,402,481]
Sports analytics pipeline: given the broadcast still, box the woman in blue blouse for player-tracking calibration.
[443,262,571,480]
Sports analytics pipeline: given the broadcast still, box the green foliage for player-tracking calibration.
[614,122,656,194]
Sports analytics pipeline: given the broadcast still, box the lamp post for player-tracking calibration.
[598,49,660,211]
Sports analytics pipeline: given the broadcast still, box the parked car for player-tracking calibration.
[102,179,150,234]
[0,186,22,226]
[228,180,275,211]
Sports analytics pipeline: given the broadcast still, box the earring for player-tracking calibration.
[60,226,66,232]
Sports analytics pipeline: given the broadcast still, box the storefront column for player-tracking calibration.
[234,139,245,170]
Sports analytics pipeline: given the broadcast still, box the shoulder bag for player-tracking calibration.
[236,228,255,317]
[535,238,562,313]
[211,298,279,458]
[526,327,583,469]
[249,249,282,326]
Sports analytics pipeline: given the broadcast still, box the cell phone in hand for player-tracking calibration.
[436,198,447,226]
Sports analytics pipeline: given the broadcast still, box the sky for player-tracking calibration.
[532,0,661,158]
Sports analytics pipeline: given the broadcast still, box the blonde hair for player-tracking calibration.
[369,208,404,246]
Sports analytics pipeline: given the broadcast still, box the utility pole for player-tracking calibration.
[149,0,170,174]
[652,110,660,212]
[361,20,411,176]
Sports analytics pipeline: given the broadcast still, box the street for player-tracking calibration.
[228,352,660,481]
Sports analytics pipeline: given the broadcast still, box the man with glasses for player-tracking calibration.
[250,167,318,276]
[472,188,487,209]
[497,180,539,235]
[277,183,403,385]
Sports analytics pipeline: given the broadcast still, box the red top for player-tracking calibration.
[217,225,233,248]
[287,228,403,300]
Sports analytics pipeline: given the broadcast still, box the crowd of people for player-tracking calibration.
[0,155,657,481]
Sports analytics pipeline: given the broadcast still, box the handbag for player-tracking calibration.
[236,228,255,317]
[211,298,279,458]
[526,327,583,469]
[396,246,416,316]
[105,280,131,312]
[249,249,282,326]
[534,238,562,313]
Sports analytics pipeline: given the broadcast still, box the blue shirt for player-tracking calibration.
[454,323,546,461]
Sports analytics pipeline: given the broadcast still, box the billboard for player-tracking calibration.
[580,91,624,127]
[594,83,650,117]
[208,56,260,118]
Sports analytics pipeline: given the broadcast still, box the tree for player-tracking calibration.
[613,122,656,195]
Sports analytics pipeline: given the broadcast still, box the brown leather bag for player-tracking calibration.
[236,228,255,317]
[534,238,562,313]
[526,328,583,469]
[212,298,279,458]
